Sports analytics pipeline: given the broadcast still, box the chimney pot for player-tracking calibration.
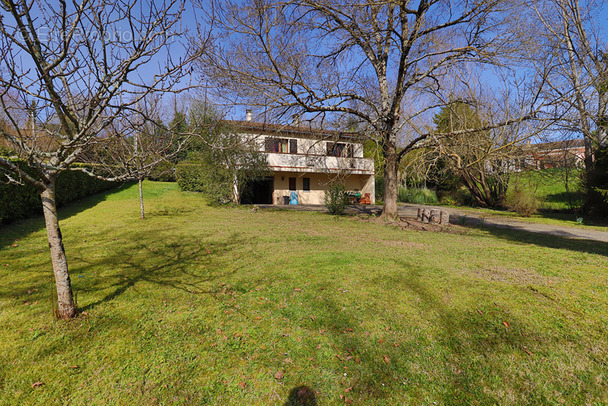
[246,109,252,122]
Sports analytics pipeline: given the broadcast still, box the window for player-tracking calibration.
[303,177,310,191]
[265,137,289,153]
[289,177,297,191]
[289,139,298,154]
[327,142,353,157]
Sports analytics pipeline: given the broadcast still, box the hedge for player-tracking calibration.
[0,159,117,224]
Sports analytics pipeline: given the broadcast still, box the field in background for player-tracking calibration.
[1,181,607,405]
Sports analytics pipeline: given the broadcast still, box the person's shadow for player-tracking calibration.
[283,386,317,406]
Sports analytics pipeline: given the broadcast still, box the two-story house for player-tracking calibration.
[231,118,375,205]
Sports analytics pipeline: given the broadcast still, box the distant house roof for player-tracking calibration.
[524,139,585,152]
[227,120,366,142]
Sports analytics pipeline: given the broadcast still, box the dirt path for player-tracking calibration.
[259,203,608,243]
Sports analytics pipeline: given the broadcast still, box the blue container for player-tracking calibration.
[290,191,299,205]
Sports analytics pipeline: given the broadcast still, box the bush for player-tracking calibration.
[148,161,176,182]
[0,160,117,223]
[175,160,234,204]
[175,162,207,193]
[325,183,348,215]
[506,184,539,217]
[397,187,438,205]
[438,187,477,207]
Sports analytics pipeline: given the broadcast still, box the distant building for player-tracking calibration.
[231,119,375,205]
[520,139,585,170]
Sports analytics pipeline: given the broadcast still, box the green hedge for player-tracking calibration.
[1,160,117,223]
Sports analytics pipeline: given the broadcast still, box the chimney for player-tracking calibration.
[246,109,252,122]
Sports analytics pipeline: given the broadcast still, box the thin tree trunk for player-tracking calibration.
[41,181,76,319]
[139,177,145,220]
[382,145,399,219]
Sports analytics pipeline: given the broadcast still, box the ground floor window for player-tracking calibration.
[303,177,310,191]
[289,177,296,191]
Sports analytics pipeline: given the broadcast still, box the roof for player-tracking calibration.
[226,120,366,142]
[524,139,585,152]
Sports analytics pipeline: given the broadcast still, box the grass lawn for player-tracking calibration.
[509,168,585,212]
[1,181,608,405]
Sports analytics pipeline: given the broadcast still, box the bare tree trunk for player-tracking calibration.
[40,181,76,319]
[382,145,399,219]
[139,177,145,220]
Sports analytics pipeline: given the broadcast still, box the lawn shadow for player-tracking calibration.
[458,222,608,256]
[0,182,133,250]
[76,230,248,312]
[283,386,317,406]
[302,260,556,403]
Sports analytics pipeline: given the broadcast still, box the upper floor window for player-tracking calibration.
[327,142,354,158]
[265,137,297,153]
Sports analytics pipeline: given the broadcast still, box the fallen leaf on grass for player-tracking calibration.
[238,382,246,389]
[523,348,534,356]
[69,365,79,369]
[31,382,43,388]
[294,288,302,292]
[383,355,390,364]
[503,321,510,328]
[274,370,284,380]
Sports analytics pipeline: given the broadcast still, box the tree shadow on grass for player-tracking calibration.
[75,230,248,312]
[0,182,133,250]
[278,258,575,404]
[458,222,608,256]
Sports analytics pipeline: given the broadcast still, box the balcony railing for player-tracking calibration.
[264,152,374,174]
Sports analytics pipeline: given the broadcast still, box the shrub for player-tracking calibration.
[175,162,207,193]
[397,187,438,205]
[0,159,117,223]
[438,187,477,207]
[325,183,348,215]
[148,161,176,182]
[506,184,539,217]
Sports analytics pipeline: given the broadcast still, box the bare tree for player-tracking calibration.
[431,101,523,207]
[0,0,197,318]
[529,0,608,179]
[82,96,191,220]
[197,0,543,218]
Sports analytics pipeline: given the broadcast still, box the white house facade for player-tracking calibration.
[232,120,375,205]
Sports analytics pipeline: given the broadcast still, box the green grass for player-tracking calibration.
[509,168,584,212]
[1,181,608,405]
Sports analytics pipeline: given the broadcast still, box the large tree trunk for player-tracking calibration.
[40,181,76,319]
[382,144,399,219]
[139,177,145,220]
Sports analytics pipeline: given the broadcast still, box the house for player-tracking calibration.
[231,118,375,205]
[520,139,585,170]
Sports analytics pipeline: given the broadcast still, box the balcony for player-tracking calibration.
[265,152,374,174]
